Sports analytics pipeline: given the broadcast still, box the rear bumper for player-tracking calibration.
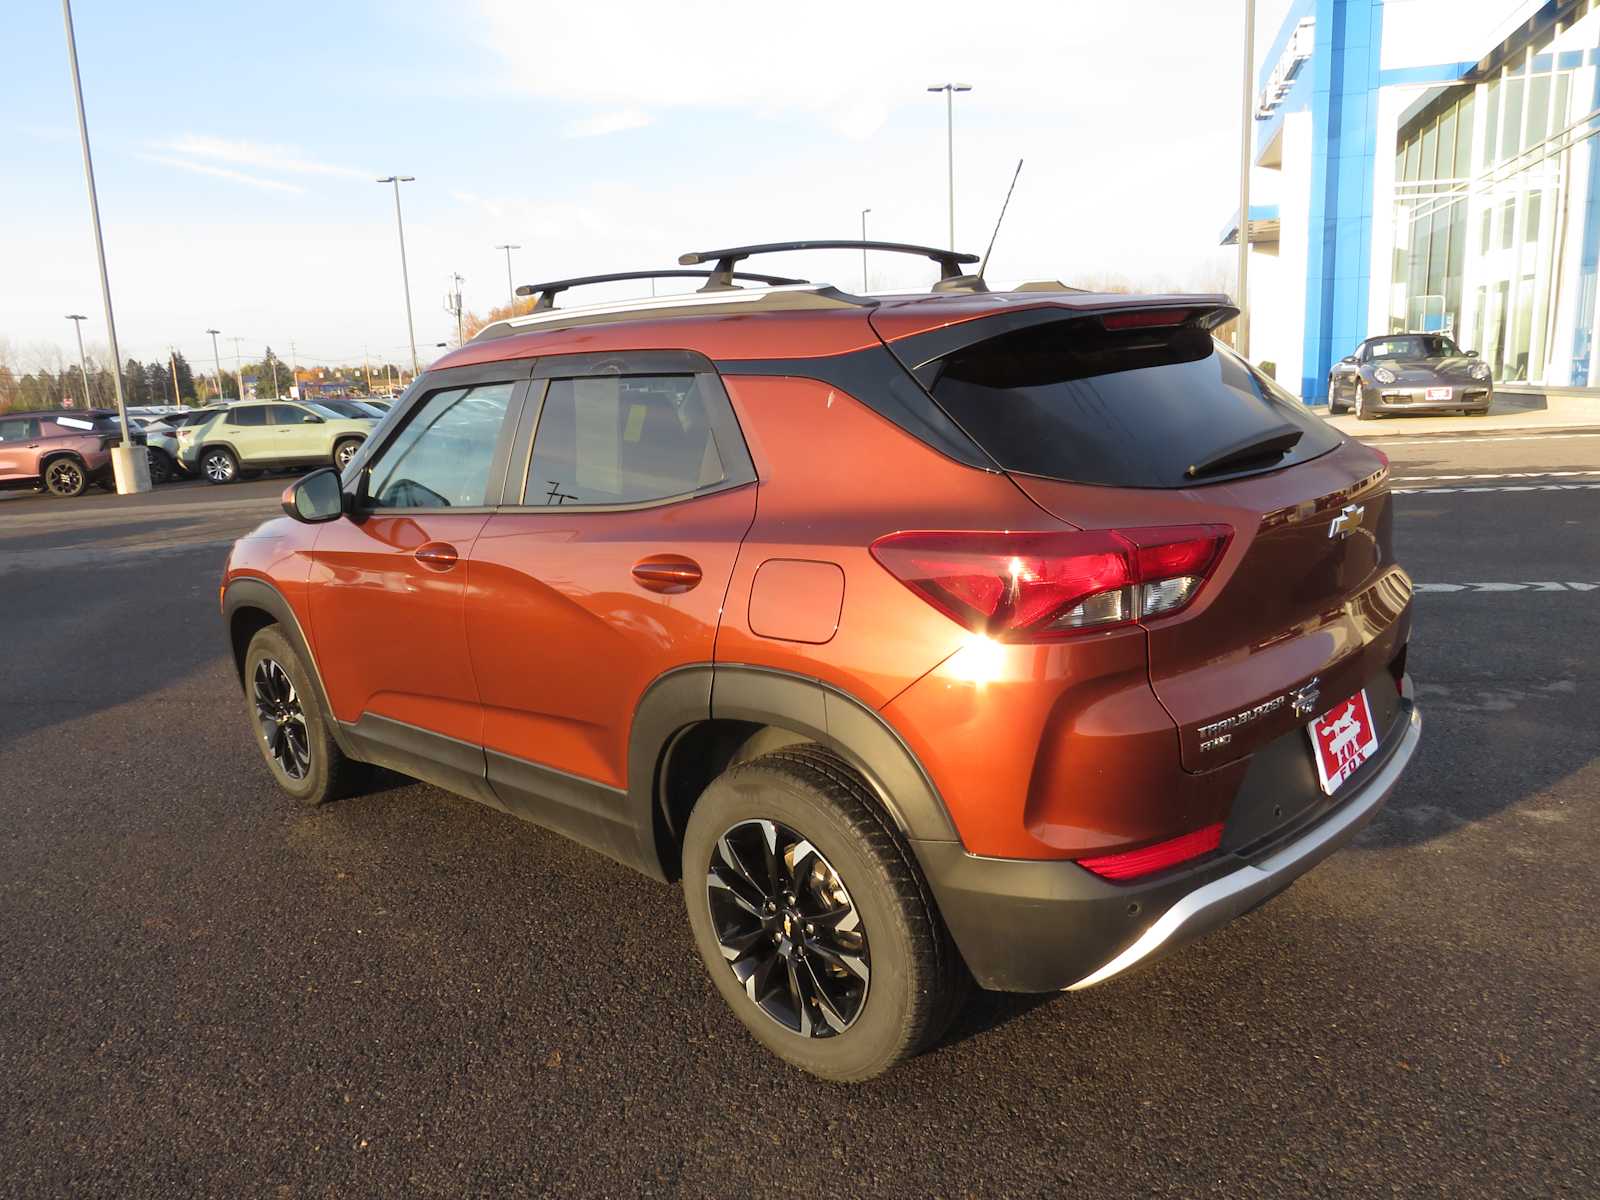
[914,696,1421,992]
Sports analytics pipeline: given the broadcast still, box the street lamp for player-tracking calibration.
[859,209,871,292]
[927,83,972,251]
[377,175,419,375]
[62,0,147,491]
[65,314,91,407]
[495,243,521,309]
[206,328,226,401]
[1236,0,1256,359]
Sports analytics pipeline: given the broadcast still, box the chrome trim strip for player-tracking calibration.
[1065,705,1422,991]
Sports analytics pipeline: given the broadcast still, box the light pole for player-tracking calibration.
[65,314,91,407]
[62,0,146,490]
[206,328,226,401]
[377,175,419,374]
[859,209,871,292]
[230,336,247,400]
[927,83,972,250]
[1236,0,1256,359]
[495,243,520,308]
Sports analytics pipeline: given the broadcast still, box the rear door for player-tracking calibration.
[218,405,273,463]
[464,352,757,845]
[896,306,1411,771]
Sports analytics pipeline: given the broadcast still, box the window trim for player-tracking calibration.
[345,366,532,514]
[501,352,757,513]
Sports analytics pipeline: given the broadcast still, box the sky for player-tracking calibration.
[1,0,1294,378]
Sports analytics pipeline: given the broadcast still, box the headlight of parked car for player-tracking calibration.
[1472,362,1492,380]
[1373,366,1397,384]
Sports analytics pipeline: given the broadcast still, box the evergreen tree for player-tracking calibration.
[122,359,150,406]
[172,350,197,402]
[146,361,170,404]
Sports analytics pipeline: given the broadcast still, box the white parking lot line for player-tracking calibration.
[1414,582,1599,592]
[1393,482,1600,495]
[1367,431,1600,447]
[1393,470,1600,482]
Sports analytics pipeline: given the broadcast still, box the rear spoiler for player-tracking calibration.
[879,294,1240,373]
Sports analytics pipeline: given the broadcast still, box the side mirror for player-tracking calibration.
[1340,355,1357,365]
[1465,349,1479,358]
[305,413,325,423]
[281,467,345,523]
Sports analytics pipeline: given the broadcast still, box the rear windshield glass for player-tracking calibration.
[919,318,1341,488]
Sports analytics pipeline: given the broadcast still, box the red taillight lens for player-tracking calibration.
[1099,307,1196,331]
[1076,822,1225,881]
[870,526,1230,641]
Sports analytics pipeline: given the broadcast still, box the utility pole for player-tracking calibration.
[206,328,226,401]
[65,314,91,407]
[859,208,871,292]
[377,175,419,373]
[264,347,279,399]
[1237,0,1256,359]
[289,341,299,399]
[444,272,464,346]
[927,83,972,250]
[168,347,180,404]
[364,345,373,396]
[495,243,520,309]
[62,0,147,490]
[230,336,247,400]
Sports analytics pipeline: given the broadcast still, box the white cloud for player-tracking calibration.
[148,133,370,179]
[136,154,307,194]
[563,109,655,139]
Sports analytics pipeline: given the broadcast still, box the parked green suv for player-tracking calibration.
[185,401,375,484]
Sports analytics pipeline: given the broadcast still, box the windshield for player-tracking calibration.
[1368,335,1459,360]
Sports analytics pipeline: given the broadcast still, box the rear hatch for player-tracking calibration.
[880,300,1413,771]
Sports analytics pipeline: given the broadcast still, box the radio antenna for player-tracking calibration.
[979,158,1024,280]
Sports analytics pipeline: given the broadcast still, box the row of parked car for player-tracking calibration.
[0,397,390,497]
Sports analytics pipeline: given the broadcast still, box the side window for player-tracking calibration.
[522,374,727,506]
[0,417,40,441]
[269,404,315,425]
[227,407,267,427]
[366,382,514,509]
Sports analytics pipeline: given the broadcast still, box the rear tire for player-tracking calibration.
[43,457,88,498]
[202,446,238,484]
[148,448,176,484]
[682,746,964,1082]
[241,626,366,806]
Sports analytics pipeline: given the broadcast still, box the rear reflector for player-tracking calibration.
[1076,822,1225,881]
[870,525,1230,642]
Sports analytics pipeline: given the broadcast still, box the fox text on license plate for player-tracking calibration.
[1308,690,1379,795]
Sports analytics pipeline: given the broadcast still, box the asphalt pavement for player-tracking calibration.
[1,430,1595,1198]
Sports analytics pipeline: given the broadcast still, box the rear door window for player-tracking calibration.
[918,317,1341,488]
[521,374,728,506]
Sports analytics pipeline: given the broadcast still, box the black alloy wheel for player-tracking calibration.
[252,657,311,780]
[707,818,871,1038]
[44,458,86,497]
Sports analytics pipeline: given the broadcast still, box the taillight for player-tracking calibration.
[869,525,1230,641]
[1076,822,1225,881]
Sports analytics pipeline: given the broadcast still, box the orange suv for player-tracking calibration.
[223,241,1420,1081]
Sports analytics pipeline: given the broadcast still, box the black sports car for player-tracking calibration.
[1328,333,1494,419]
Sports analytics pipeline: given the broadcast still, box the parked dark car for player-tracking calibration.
[1329,333,1493,418]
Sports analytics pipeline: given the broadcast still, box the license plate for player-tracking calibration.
[1426,386,1452,401]
[1307,689,1379,795]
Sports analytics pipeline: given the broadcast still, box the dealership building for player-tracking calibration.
[1229,0,1600,401]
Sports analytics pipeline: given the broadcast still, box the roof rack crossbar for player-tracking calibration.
[678,240,980,289]
[514,268,808,311]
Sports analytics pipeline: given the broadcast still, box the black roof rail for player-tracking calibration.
[514,268,808,311]
[678,240,980,289]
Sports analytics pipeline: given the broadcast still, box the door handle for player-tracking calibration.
[415,542,459,571]
[631,555,702,593]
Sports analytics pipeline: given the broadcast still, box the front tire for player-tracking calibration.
[1355,387,1377,421]
[202,446,238,484]
[333,438,363,471]
[242,626,365,806]
[682,746,964,1082]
